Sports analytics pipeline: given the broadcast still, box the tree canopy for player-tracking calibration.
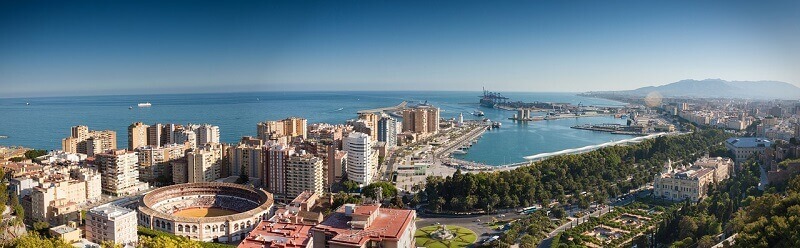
[424,130,730,213]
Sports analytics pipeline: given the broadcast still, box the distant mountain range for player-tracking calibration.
[592,79,800,100]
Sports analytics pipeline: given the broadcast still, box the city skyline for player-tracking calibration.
[2,0,800,98]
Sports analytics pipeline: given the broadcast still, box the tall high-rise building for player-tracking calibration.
[170,158,188,184]
[357,113,379,141]
[94,149,148,196]
[348,119,375,141]
[303,139,342,190]
[257,117,307,144]
[174,129,197,148]
[286,153,324,198]
[401,105,440,135]
[193,124,220,147]
[135,144,185,184]
[146,123,163,147]
[264,143,294,201]
[127,122,150,150]
[344,132,377,186]
[161,123,177,145]
[229,142,264,185]
[62,126,116,156]
[377,116,397,148]
[186,143,224,183]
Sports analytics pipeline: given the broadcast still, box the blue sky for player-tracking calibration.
[1,0,799,97]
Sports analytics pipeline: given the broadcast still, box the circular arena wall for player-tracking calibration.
[137,182,274,243]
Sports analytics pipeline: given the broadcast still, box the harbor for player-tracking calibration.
[571,123,649,136]
[481,88,620,122]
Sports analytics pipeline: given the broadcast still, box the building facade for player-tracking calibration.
[136,144,186,184]
[186,143,224,183]
[725,137,771,163]
[377,116,398,149]
[95,149,149,196]
[128,122,150,150]
[286,153,324,199]
[344,132,377,186]
[86,204,138,245]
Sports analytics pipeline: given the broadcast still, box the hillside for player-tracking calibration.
[595,79,800,99]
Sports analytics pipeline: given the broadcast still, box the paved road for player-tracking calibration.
[417,211,527,240]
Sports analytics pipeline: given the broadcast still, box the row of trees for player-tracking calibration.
[423,129,731,213]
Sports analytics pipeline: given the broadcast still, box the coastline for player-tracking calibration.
[438,131,685,173]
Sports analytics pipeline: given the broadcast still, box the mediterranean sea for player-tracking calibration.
[0,91,633,165]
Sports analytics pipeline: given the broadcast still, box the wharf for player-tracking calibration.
[571,124,647,136]
[357,101,407,114]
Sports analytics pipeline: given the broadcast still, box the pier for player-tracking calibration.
[571,123,647,136]
[433,124,488,159]
[357,101,407,114]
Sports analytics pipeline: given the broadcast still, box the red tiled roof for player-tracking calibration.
[311,205,415,247]
[238,221,314,248]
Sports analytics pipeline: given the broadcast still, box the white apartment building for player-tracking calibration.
[186,144,223,183]
[86,204,138,245]
[95,149,149,196]
[174,129,197,149]
[344,132,377,186]
[189,123,220,147]
[136,144,185,184]
[286,153,324,198]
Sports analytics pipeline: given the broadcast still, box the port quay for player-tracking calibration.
[440,132,683,171]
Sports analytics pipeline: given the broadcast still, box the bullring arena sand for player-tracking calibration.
[173,207,238,218]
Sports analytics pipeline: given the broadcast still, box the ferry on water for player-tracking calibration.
[137,102,152,107]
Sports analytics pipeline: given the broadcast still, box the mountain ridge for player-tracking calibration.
[593,79,800,99]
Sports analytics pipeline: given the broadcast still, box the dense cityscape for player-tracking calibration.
[2,1,800,248]
[1,92,799,247]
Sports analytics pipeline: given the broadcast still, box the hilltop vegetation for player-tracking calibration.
[729,174,800,247]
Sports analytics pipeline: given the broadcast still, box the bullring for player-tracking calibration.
[137,182,273,243]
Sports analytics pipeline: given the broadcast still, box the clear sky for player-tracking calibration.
[1,0,799,97]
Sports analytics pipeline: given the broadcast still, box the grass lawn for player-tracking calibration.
[415,225,478,248]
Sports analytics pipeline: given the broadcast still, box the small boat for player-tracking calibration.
[137,102,152,107]
[491,122,502,128]
[334,107,344,112]
[472,110,485,116]
[26,102,30,105]
[0,135,7,139]
[452,150,467,155]
[128,106,133,110]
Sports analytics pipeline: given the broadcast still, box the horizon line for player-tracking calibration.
[0,89,585,100]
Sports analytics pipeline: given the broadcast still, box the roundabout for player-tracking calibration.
[415,224,478,248]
